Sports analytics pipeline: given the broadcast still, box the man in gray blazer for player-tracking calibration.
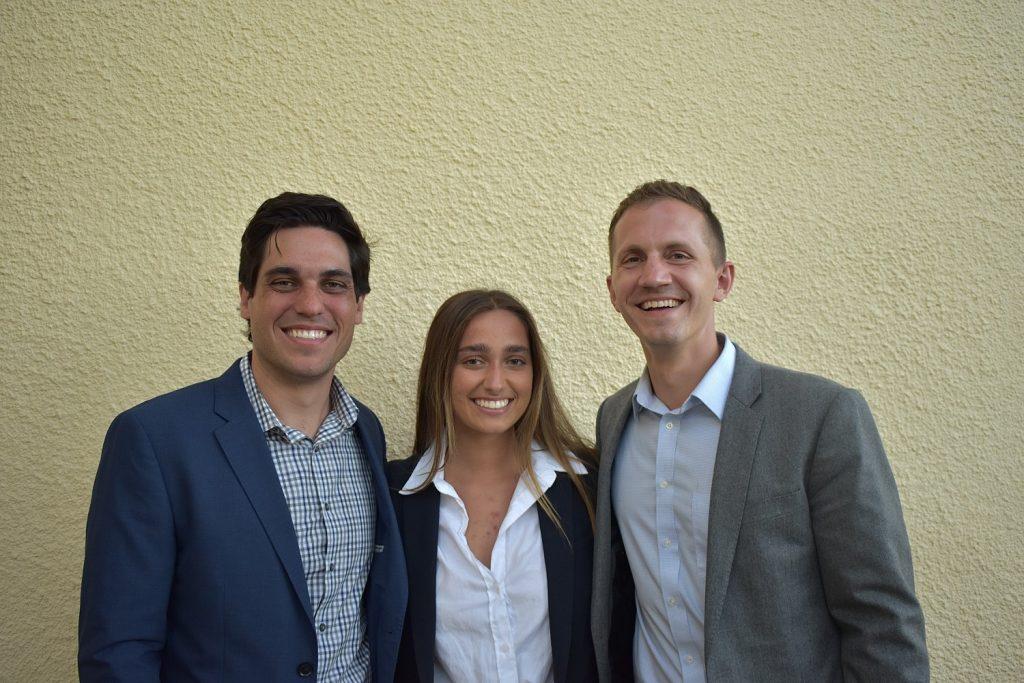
[592,180,928,682]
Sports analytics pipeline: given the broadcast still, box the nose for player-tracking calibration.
[294,284,325,317]
[639,256,670,287]
[483,363,505,392]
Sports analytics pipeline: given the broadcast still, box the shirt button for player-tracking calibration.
[685,655,695,664]
[668,596,678,606]
[665,422,674,430]
[663,539,672,548]
[318,623,327,632]
[500,643,510,654]
[323,503,331,511]
[328,563,334,572]
[659,480,669,489]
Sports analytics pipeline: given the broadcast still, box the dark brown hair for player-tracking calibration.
[413,289,596,530]
[239,192,371,297]
[608,180,726,265]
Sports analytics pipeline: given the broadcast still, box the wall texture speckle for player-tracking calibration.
[2,1,1021,680]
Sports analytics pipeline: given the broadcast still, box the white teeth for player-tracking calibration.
[287,329,327,339]
[474,399,511,410]
[640,300,680,310]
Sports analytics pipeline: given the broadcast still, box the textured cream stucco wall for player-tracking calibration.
[2,1,1021,680]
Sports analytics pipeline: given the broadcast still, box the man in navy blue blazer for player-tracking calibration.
[79,193,407,682]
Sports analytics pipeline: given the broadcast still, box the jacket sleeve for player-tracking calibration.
[808,388,929,681]
[79,410,175,682]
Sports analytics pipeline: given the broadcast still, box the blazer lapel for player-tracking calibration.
[704,346,764,648]
[401,485,440,683]
[592,383,636,654]
[539,474,573,683]
[212,362,313,624]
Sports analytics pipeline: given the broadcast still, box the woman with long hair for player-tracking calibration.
[387,289,597,683]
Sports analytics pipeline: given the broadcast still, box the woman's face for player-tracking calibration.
[450,309,533,441]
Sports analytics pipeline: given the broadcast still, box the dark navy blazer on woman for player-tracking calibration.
[386,456,597,683]
[79,360,407,682]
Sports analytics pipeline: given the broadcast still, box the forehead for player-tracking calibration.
[259,226,351,272]
[611,199,711,254]
[460,309,530,346]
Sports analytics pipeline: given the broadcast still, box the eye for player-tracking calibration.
[621,254,642,266]
[462,357,485,367]
[506,357,530,368]
[322,280,351,292]
[269,278,296,290]
[667,250,689,262]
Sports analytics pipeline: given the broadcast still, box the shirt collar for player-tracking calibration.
[633,335,736,420]
[239,354,359,439]
[399,441,586,495]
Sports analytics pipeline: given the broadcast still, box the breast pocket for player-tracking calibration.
[742,489,805,525]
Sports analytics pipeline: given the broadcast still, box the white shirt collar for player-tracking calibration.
[633,335,736,420]
[400,441,586,495]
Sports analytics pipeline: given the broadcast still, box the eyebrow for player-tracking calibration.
[262,266,353,280]
[458,344,530,354]
[618,240,694,254]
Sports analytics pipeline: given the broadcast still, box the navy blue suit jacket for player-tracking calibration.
[79,361,407,682]
[385,456,597,683]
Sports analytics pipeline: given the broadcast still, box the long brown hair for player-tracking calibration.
[413,289,596,531]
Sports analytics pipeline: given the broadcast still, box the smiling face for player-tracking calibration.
[607,198,734,359]
[450,309,533,443]
[239,226,364,392]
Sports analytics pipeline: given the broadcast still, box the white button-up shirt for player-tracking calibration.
[612,338,736,682]
[400,445,587,683]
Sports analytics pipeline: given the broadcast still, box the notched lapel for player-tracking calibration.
[705,349,764,646]
[539,475,573,683]
[212,367,314,624]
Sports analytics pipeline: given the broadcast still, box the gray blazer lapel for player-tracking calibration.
[212,363,314,624]
[592,382,636,655]
[704,346,764,647]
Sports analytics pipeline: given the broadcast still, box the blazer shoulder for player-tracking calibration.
[738,350,872,426]
[353,397,383,428]
[759,361,849,397]
[384,453,421,490]
[601,379,639,412]
[119,375,221,428]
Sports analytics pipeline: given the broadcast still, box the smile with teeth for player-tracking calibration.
[286,328,329,340]
[639,299,681,310]
[474,398,512,410]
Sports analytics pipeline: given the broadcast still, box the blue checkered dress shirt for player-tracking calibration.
[240,355,376,683]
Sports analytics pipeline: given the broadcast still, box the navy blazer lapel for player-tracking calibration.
[401,484,440,683]
[351,408,390,545]
[539,474,574,683]
[212,362,313,624]
[705,345,764,645]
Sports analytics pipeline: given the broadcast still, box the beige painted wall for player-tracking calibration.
[2,1,1021,680]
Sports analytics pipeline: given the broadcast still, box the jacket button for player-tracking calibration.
[297,662,314,677]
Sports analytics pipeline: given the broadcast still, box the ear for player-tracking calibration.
[239,283,253,320]
[713,260,735,302]
[606,274,621,312]
[354,294,365,325]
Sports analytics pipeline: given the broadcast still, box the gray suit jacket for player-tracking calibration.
[591,342,928,682]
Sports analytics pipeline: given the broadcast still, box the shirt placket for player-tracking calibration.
[655,407,697,679]
[310,434,343,677]
[486,532,519,683]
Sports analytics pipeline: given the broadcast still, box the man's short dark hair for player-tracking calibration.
[608,180,726,266]
[239,192,371,297]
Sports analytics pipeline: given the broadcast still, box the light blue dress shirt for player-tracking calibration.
[612,338,736,683]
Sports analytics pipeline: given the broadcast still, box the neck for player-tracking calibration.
[445,429,522,483]
[643,332,722,410]
[250,356,334,438]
